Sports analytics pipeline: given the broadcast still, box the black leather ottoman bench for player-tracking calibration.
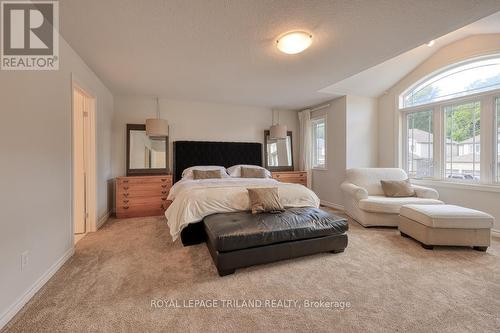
[203,207,348,276]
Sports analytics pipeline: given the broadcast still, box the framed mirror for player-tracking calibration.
[264,130,294,171]
[126,124,168,176]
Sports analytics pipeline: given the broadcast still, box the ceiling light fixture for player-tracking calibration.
[276,31,312,55]
[146,97,169,138]
[269,110,287,139]
[427,40,435,47]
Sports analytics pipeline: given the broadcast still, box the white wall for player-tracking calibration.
[112,96,299,176]
[310,95,379,208]
[377,34,500,231]
[0,38,114,327]
[346,95,378,169]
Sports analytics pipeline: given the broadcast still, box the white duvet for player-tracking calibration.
[165,178,320,241]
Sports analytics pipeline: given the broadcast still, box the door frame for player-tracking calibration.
[71,75,97,243]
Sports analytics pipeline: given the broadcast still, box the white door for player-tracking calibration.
[73,88,90,235]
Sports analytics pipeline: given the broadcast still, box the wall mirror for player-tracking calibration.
[264,130,293,171]
[126,124,168,176]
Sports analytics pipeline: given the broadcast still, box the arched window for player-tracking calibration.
[400,56,500,109]
[400,55,500,184]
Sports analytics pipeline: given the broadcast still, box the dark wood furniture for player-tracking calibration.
[115,175,172,218]
[272,171,307,186]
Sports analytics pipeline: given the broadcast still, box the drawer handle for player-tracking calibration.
[123,193,129,197]
[123,199,129,203]
[123,186,129,190]
[123,206,129,210]
[161,185,167,188]
[123,180,129,183]
[161,178,167,181]
[161,191,167,194]
[161,198,167,201]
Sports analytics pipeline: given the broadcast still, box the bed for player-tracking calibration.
[165,141,348,275]
[167,141,320,243]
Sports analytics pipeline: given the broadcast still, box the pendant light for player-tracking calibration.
[269,110,287,139]
[146,97,169,138]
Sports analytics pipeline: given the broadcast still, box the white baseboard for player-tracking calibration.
[492,229,500,238]
[96,210,111,230]
[320,200,345,211]
[0,247,74,330]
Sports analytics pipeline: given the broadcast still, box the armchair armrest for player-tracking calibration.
[412,184,439,199]
[341,182,368,201]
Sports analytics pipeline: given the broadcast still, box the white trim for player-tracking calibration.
[412,179,500,193]
[0,247,74,330]
[492,229,500,237]
[311,115,327,169]
[96,210,111,230]
[71,77,98,235]
[320,200,344,211]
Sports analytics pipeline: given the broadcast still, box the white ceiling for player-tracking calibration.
[319,11,500,99]
[59,1,500,109]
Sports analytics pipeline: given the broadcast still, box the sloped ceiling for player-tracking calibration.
[59,0,500,109]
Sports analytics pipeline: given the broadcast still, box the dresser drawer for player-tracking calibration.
[117,182,171,194]
[271,171,307,186]
[117,177,172,186]
[119,196,168,207]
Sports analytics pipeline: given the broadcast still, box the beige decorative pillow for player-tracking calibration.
[241,167,266,178]
[192,169,222,180]
[247,187,284,214]
[380,179,416,197]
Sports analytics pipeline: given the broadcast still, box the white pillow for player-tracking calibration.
[227,164,271,178]
[182,166,229,179]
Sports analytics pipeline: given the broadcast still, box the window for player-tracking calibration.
[406,110,433,178]
[312,116,326,168]
[444,101,480,181]
[400,55,500,185]
[401,56,500,108]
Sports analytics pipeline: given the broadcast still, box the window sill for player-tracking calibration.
[412,179,500,193]
[312,167,328,171]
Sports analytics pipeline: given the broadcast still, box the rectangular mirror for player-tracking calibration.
[126,124,168,176]
[264,130,293,171]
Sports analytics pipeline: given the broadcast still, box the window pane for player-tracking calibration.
[444,101,480,181]
[401,57,500,108]
[312,118,326,168]
[406,110,433,178]
[497,98,500,182]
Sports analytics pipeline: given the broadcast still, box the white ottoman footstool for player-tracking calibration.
[399,204,494,251]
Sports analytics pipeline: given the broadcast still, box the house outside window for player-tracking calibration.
[400,55,500,184]
[311,116,327,169]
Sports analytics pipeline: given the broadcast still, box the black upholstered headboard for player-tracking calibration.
[173,141,262,182]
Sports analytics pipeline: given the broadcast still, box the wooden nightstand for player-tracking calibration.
[271,171,307,186]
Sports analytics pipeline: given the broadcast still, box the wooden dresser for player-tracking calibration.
[115,175,173,218]
[271,171,307,186]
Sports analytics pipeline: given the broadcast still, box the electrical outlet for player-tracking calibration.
[21,251,29,271]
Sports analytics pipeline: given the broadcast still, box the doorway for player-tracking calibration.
[72,84,96,244]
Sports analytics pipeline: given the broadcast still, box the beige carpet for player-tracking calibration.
[3,212,500,333]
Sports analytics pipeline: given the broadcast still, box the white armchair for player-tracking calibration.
[341,168,443,227]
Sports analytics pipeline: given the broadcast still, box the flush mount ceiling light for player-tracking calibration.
[276,31,312,55]
[427,40,435,47]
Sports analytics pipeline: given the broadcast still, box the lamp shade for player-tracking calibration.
[146,118,169,137]
[269,124,287,139]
